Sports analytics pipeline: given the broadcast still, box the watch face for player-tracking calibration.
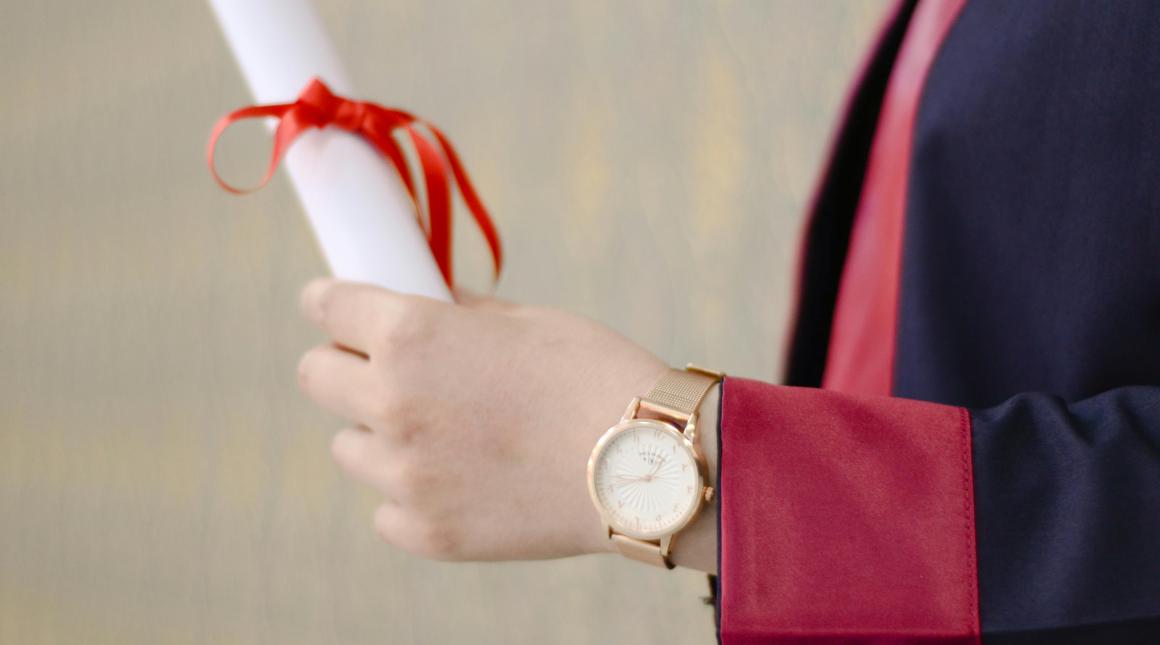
[589,420,703,539]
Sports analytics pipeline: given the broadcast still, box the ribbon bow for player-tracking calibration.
[207,77,502,288]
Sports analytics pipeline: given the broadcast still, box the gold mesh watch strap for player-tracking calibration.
[610,365,723,569]
[642,365,723,419]
[611,534,673,569]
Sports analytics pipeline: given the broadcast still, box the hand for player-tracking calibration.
[296,278,668,561]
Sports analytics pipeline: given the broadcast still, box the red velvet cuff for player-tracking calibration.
[718,378,980,644]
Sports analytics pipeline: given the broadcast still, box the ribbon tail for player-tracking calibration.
[361,121,425,234]
[430,127,503,282]
[407,126,453,287]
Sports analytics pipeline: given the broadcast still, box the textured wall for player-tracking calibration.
[0,1,886,643]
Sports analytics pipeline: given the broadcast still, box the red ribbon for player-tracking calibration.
[207,77,502,288]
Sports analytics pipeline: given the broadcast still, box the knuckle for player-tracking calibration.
[366,381,421,431]
[368,387,404,425]
[374,299,433,353]
[409,517,462,561]
[393,422,422,445]
[390,460,432,502]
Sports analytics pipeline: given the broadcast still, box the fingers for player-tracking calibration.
[372,502,462,561]
[330,427,394,490]
[297,344,379,424]
[300,278,443,355]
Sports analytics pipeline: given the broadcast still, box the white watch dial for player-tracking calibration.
[591,421,702,539]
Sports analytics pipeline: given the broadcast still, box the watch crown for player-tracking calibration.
[703,486,715,503]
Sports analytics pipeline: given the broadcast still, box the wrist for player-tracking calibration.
[575,357,669,556]
[667,383,719,573]
[581,371,721,572]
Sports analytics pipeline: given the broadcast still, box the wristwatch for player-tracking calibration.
[587,364,723,568]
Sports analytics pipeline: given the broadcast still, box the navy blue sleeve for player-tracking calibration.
[971,387,1160,643]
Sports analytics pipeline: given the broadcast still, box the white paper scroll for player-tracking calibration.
[208,0,452,301]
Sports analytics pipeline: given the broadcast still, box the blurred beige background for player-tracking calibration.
[0,1,887,643]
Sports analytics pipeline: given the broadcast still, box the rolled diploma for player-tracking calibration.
[208,0,452,301]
